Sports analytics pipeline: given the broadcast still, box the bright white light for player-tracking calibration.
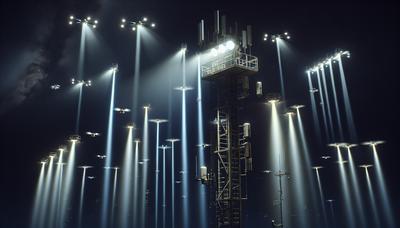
[121,18,126,23]
[263,37,267,41]
[264,33,268,37]
[69,21,73,25]
[132,26,136,31]
[226,40,235,50]
[143,17,148,22]
[151,23,156,27]
[87,16,91,20]
[287,36,291,39]
[284,32,288,35]
[70,15,74,20]
[94,20,98,24]
[218,44,226,54]
[92,25,96,28]
[272,39,276,43]
[120,24,125,28]
[211,48,218,57]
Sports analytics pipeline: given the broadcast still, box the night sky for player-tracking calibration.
[0,1,399,227]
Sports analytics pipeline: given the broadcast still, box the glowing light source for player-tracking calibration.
[361,140,396,228]
[328,143,356,228]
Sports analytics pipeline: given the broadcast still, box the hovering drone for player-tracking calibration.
[97,155,106,159]
[114,107,131,114]
[87,176,96,179]
[71,78,92,87]
[321,156,331,160]
[86,131,100,137]
[51,84,60,90]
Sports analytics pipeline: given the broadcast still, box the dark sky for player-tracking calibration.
[0,1,399,227]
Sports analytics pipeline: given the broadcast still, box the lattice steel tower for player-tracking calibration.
[198,11,258,228]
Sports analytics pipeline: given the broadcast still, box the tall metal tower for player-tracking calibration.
[198,11,258,228]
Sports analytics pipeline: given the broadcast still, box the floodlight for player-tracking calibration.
[291,105,305,110]
[361,141,385,147]
[211,48,218,57]
[226,40,235,50]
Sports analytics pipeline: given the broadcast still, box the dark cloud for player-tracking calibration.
[0,21,52,114]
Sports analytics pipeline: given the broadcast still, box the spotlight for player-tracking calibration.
[218,44,226,54]
[210,48,218,57]
[328,143,343,148]
[121,24,125,28]
[114,107,131,114]
[149,119,168,124]
[335,160,348,164]
[284,111,295,116]
[359,164,373,169]
[226,40,235,50]
[361,141,385,147]
[69,21,73,25]
[111,64,118,72]
[196,143,211,148]
[70,15,74,20]
[174,86,193,91]
[69,134,81,143]
[341,143,358,149]
[87,16,91,21]
[151,23,156,27]
[121,18,126,23]
[291,105,305,110]
[143,17,148,22]
[267,96,281,104]
[127,123,135,129]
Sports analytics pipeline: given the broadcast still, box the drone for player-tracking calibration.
[196,143,211,148]
[335,160,348,164]
[97,155,106,159]
[50,84,60,90]
[87,176,96,179]
[321,156,331,160]
[86,131,100,137]
[71,78,92,87]
[262,170,272,174]
[114,107,131,114]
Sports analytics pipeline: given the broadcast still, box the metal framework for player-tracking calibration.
[202,51,258,80]
[205,50,257,228]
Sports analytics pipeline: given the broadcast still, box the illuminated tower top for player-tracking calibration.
[198,10,259,80]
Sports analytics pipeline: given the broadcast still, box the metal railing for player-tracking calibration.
[202,51,258,78]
